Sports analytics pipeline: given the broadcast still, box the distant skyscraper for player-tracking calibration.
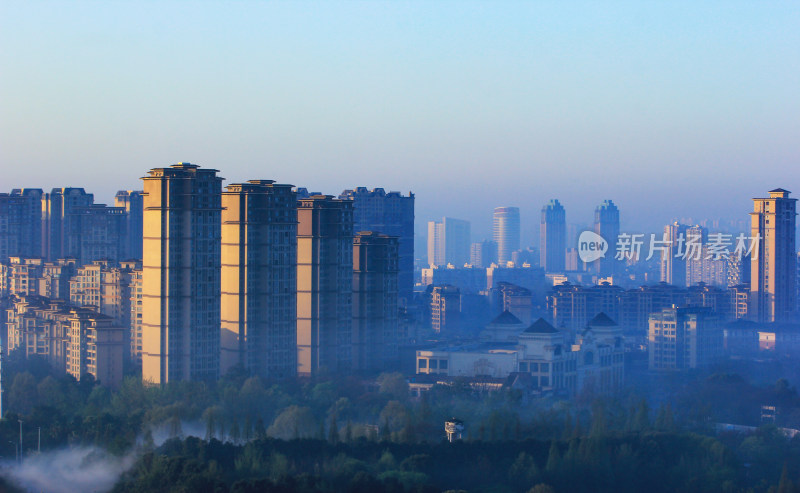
[115,190,144,260]
[540,200,566,273]
[750,189,797,323]
[352,232,399,372]
[593,200,620,277]
[661,222,688,286]
[493,207,520,266]
[470,240,497,268]
[42,187,94,261]
[221,180,297,379]
[427,217,470,267]
[685,225,708,286]
[338,187,414,307]
[296,195,353,375]
[141,163,223,384]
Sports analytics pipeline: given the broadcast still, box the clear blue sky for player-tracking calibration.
[1,1,798,245]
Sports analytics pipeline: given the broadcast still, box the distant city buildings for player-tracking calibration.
[470,240,497,268]
[493,207,520,266]
[427,217,470,267]
[648,306,723,370]
[661,222,688,286]
[750,189,797,323]
[430,285,461,335]
[540,200,566,273]
[593,200,620,278]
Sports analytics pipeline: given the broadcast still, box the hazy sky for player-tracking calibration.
[2,1,798,246]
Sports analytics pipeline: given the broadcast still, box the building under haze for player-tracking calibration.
[493,207,520,266]
[339,187,414,307]
[42,187,95,261]
[427,217,471,267]
[648,306,723,370]
[750,189,797,323]
[660,222,688,286]
[0,189,43,261]
[470,240,497,268]
[115,190,144,260]
[540,200,566,273]
[220,180,298,379]
[593,200,620,278]
[141,163,223,384]
[352,231,399,372]
[430,285,461,335]
[296,195,354,375]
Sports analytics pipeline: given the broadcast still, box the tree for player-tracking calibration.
[328,414,339,444]
[267,406,317,440]
[545,440,561,473]
[9,372,38,414]
[377,373,409,401]
[528,484,556,493]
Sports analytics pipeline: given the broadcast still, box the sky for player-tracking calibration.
[1,1,798,247]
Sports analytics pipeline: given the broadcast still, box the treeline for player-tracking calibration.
[112,432,800,493]
[1,350,800,491]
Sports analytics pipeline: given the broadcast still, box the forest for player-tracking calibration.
[0,349,798,492]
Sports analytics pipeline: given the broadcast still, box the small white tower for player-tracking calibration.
[445,418,464,442]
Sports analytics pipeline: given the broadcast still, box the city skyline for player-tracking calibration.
[2,2,798,239]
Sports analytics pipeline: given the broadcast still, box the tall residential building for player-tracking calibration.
[427,217,471,267]
[470,240,497,268]
[648,306,723,370]
[352,232,399,372]
[220,180,298,379]
[540,200,566,273]
[115,190,144,259]
[296,195,353,375]
[750,189,798,323]
[339,188,414,307]
[493,207,520,266]
[141,163,223,384]
[593,200,620,277]
[42,188,94,261]
[661,222,688,286]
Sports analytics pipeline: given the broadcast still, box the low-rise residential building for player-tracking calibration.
[6,295,125,387]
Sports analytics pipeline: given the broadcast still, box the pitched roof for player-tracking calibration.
[490,310,523,325]
[588,312,617,327]
[769,188,790,193]
[524,318,559,334]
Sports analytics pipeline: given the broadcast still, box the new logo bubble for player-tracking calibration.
[578,231,608,263]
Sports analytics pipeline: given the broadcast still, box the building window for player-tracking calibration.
[418,358,427,369]
[440,360,448,370]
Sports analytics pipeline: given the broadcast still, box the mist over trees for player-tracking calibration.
[1,350,799,492]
